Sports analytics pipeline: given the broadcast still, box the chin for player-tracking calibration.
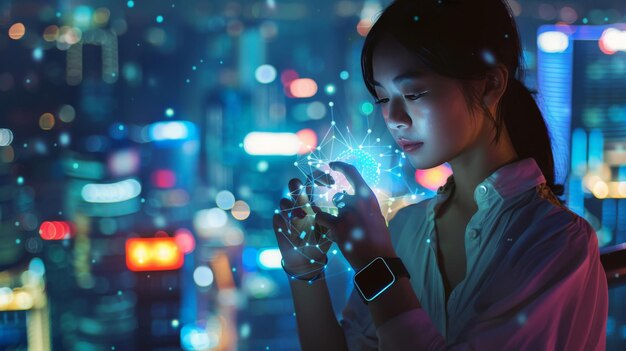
[406,154,446,170]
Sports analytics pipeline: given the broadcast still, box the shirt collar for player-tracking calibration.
[428,157,547,218]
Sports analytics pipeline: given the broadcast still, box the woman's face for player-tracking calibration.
[372,34,488,170]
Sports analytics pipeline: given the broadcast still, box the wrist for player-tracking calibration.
[281,257,328,283]
[352,249,397,271]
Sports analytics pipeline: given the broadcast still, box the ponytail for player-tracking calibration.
[499,78,565,197]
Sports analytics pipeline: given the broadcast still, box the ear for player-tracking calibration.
[482,63,509,112]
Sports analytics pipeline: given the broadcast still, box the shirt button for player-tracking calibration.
[469,229,479,239]
[478,185,488,195]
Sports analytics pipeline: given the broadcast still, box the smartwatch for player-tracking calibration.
[353,257,410,304]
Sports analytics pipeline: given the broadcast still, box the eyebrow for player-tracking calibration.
[372,71,427,87]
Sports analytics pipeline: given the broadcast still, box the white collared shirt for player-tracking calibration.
[340,157,608,350]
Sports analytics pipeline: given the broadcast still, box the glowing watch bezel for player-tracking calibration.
[353,256,396,302]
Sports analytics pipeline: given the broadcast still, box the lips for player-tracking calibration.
[401,142,424,152]
[397,139,424,152]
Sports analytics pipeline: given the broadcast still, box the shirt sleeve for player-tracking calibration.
[339,204,422,351]
[340,286,379,351]
[374,215,608,351]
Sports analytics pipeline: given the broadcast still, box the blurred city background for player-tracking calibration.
[0,0,626,350]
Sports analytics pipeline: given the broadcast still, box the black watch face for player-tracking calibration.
[354,258,395,301]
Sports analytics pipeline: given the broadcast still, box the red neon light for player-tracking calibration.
[152,169,176,188]
[39,221,72,240]
[125,237,183,272]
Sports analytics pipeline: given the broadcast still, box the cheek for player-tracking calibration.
[381,106,390,121]
[423,97,476,146]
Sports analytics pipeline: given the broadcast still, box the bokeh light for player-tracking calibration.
[324,84,336,95]
[216,190,236,210]
[415,164,453,191]
[289,78,318,98]
[194,208,229,237]
[1,2,625,350]
[42,25,59,41]
[231,201,250,220]
[193,266,214,287]
[0,129,14,146]
[175,229,196,254]
[39,113,55,130]
[296,128,318,155]
[8,23,26,40]
[254,64,277,84]
[58,104,76,122]
[306,101,327,120]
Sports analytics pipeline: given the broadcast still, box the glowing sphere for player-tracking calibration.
[335,148,380,188]
[309,148,380,210]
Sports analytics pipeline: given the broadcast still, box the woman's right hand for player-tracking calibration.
[272,172,335,280]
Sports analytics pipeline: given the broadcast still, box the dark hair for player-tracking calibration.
[361,0,565,198]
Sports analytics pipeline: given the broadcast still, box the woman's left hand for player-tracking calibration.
[314,161,397,271]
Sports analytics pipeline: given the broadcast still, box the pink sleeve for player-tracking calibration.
[375,308,445,350]
[375,217,608,351]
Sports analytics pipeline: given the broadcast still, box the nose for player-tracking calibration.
[384,98,411,130]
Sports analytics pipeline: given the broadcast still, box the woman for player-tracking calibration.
[272,0,608,349]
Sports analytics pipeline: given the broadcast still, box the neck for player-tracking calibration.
[447,141,519,215]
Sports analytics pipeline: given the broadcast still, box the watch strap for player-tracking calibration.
[383,257,410,280]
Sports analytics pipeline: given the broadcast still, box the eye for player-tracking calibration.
[374,91,430,104]
[405,91,430,100]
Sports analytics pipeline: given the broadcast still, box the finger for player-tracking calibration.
[278,202,311,245]
[314,212,339,240]
[318,232,333,253]
[329,161,372,198]
[310,169,335,187]
[279,198,300,219]
[273,214,298,252]
[279,198,292,212]
[304,173,316,207]
[311,204,322,215]
[280,198,306,218]
[288,178,310,208]
[310,205,329,242]
[312,222,332,248]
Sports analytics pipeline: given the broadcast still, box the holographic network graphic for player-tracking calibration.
[276,101,428,283]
